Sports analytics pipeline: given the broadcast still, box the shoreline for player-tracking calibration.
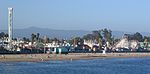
[0,53,150,62]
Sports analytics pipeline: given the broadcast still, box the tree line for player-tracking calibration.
[71,29,150,48]
[0,29,150,44]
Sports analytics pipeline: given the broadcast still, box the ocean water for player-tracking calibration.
[0,58,150,74]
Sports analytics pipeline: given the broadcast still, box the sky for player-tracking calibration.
[0,0,150,32]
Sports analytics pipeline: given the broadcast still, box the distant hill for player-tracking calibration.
[112,31,150,38]
[0,27,150,39]
[0,27,91,39]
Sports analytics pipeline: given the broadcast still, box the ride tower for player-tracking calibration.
[8,7,13,50]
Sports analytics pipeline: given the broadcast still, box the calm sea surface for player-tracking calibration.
[0,57,150,74]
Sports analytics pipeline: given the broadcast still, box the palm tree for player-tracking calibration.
[0,32,5,39]
[102,28,112,43]
[92,30,103,48]
[31,33,36,44]
[36,33,40,42]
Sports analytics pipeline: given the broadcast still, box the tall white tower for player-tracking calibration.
[8,7,13,43]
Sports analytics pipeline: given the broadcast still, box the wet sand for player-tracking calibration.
[0,53,150,62]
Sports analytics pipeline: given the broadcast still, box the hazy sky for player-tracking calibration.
[0,0,150,32]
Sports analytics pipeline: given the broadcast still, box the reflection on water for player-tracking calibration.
[0,58,150,74]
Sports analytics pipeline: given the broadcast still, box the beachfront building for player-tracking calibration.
[44,40,71,53]
[139,42,150,50]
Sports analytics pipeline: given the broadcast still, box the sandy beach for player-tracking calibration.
[0,53,150,62]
